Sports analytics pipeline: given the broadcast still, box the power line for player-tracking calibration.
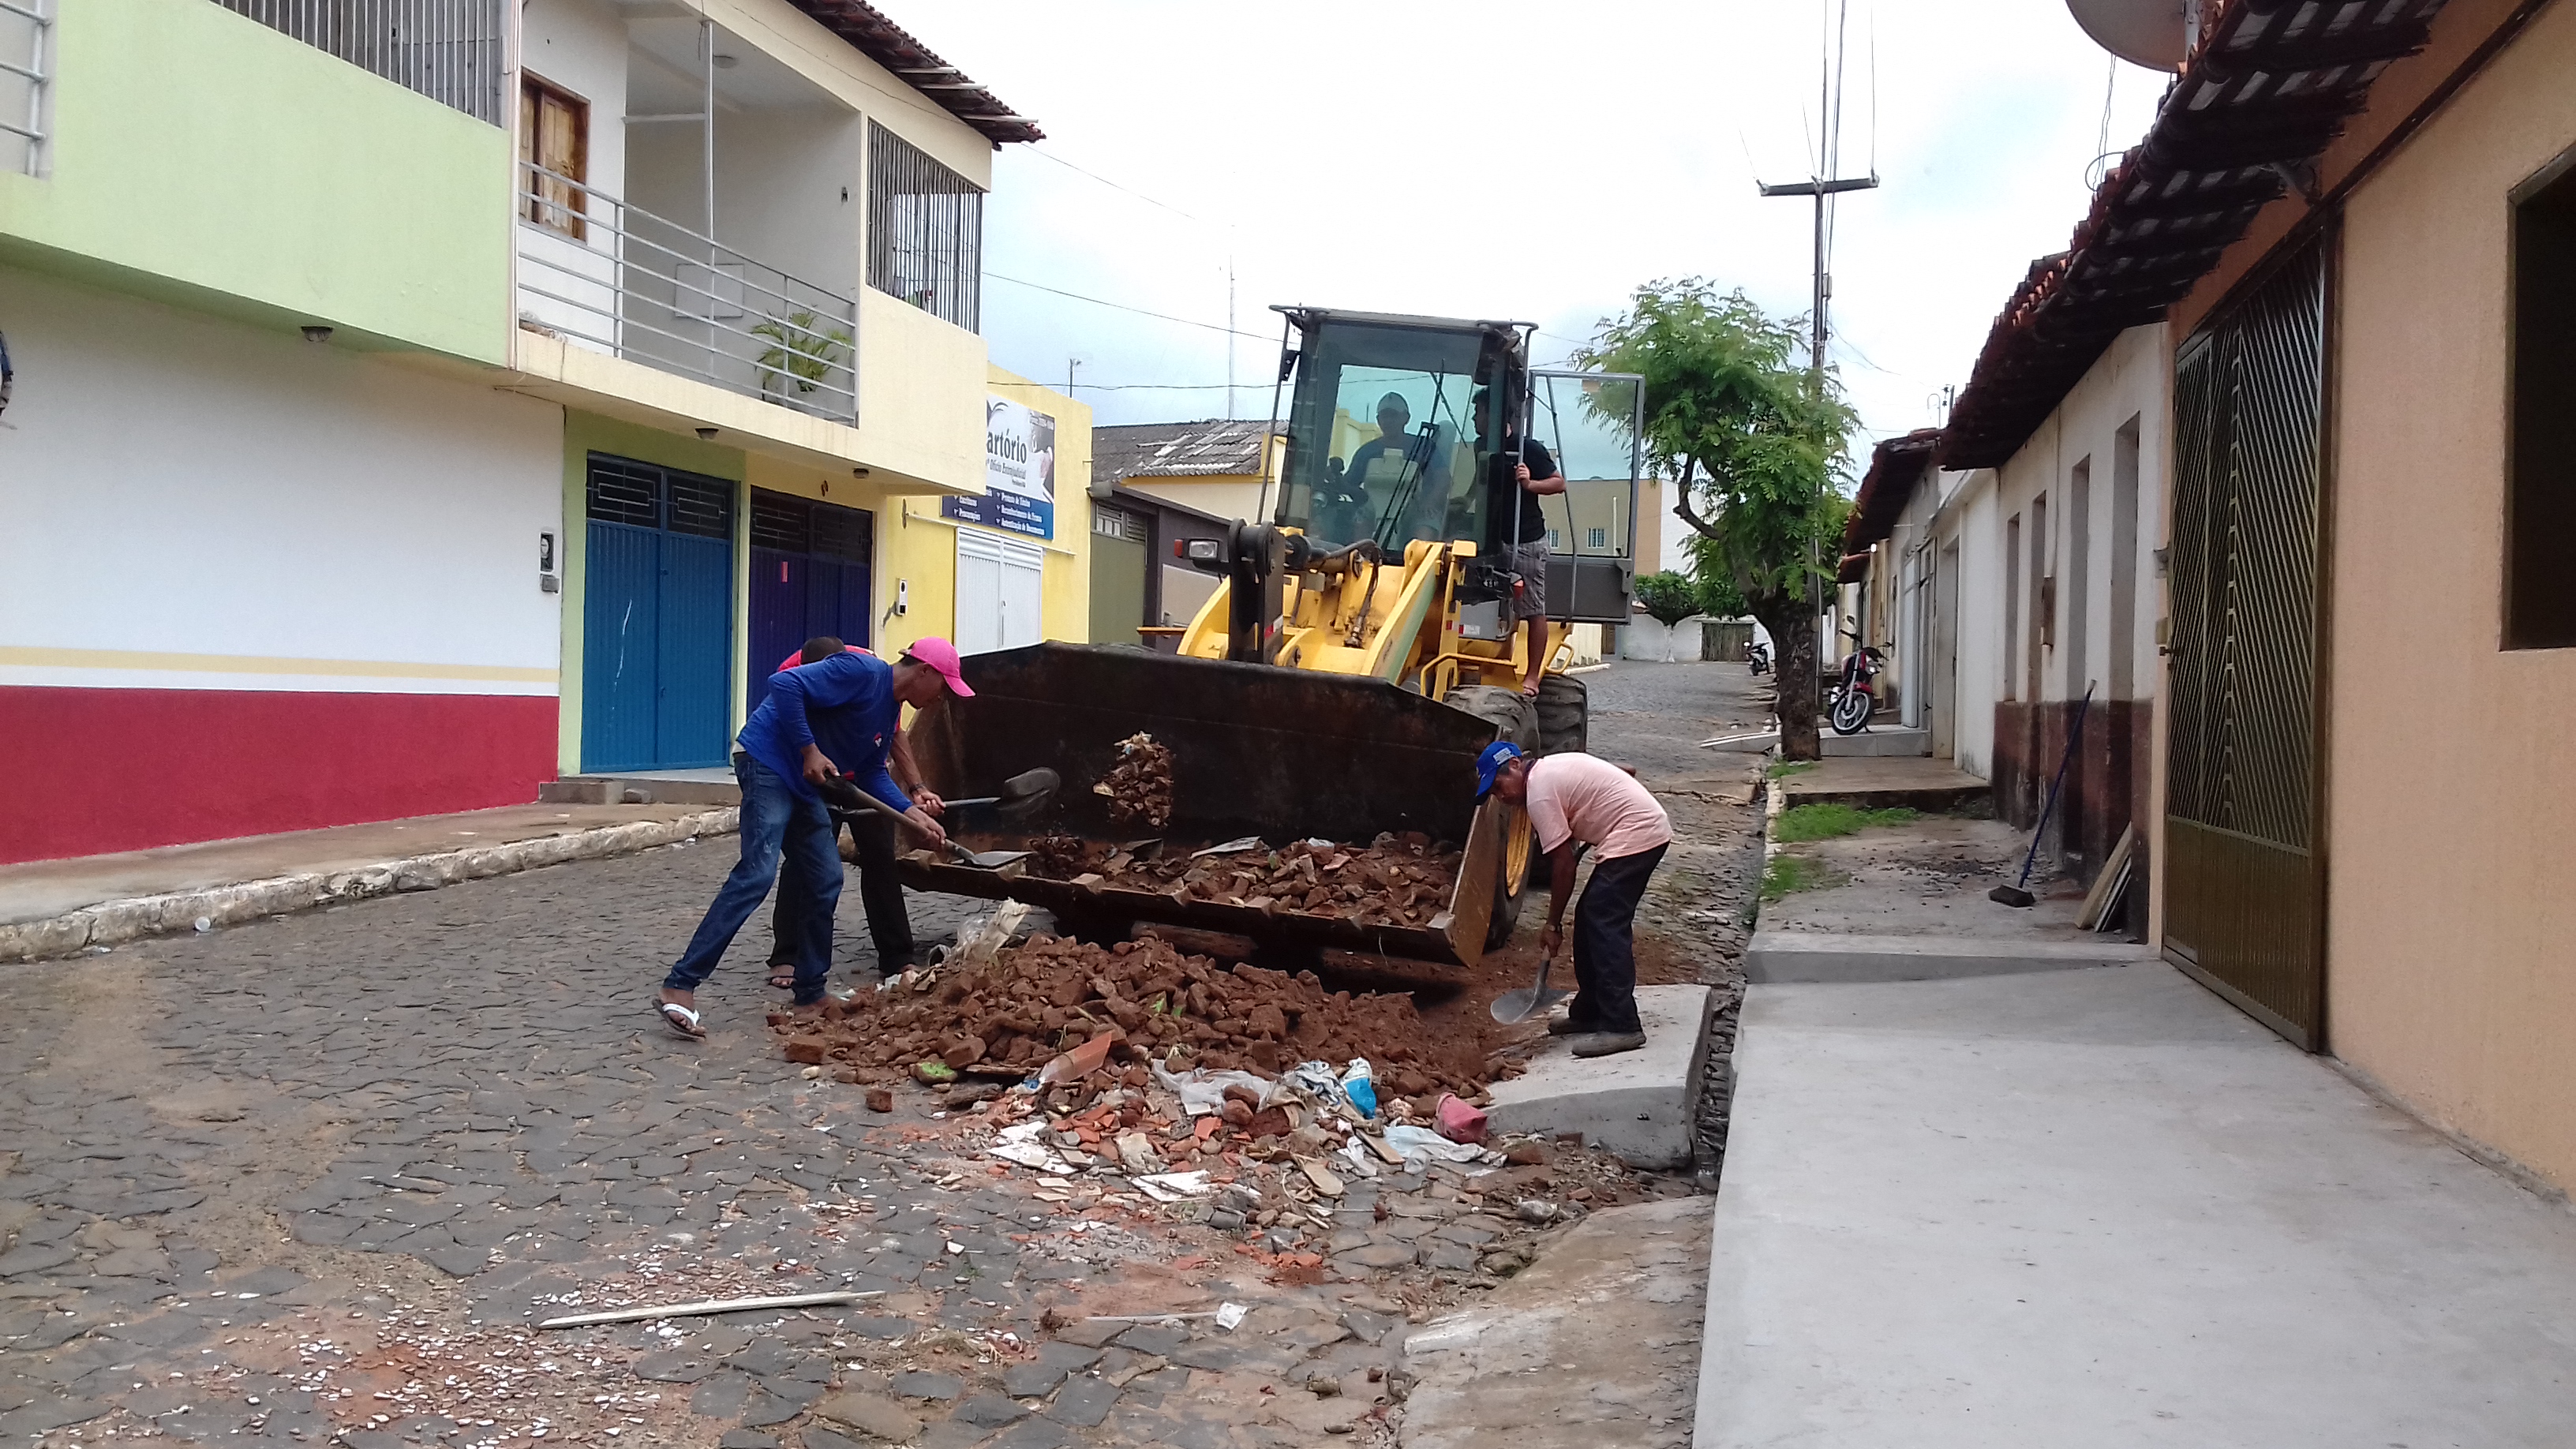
[1027,146,1216,228]
[984,271,1271,341]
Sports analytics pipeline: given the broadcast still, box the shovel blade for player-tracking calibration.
[1489,985,1570,1024]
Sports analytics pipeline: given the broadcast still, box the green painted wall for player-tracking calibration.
[556,412,749,775]
[0,0,511,363]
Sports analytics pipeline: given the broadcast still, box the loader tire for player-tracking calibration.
[1443,684,1537,949]
[1535,672,1589,757]
[1442,685,1537,752]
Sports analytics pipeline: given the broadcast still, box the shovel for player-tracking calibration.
[816,776,1032,870]
[934,768,1061,820]
[1490,948,1571,1024]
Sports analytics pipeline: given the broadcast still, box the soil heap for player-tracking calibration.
[1092,732,1173,830]
[781,931,1489,1098]
[1022,833,1461,929]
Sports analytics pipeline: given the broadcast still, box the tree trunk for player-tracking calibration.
[1755,596,1824,760]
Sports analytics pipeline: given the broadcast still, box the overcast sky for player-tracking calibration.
[901,1,2168,451]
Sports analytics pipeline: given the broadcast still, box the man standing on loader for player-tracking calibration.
[1477,741,1670,1058]
[1473,387,1566,698]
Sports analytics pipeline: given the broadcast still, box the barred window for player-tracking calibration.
[867,121,982,333]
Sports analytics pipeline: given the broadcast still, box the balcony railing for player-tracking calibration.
[515,164,860,426]
[214,0,504,125]
[1,0,47,177]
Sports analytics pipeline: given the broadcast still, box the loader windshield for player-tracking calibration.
[1275,321,1501,552]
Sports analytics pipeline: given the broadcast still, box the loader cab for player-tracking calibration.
[1268,306,1645,625]
[1271,309,1525,554]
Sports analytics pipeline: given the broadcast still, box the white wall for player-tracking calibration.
[0,267,564,695]
[517,0,631,346]
[1988,324,2170,709]
[1937,468,2005,778]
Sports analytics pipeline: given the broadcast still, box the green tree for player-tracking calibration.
[1631,571,1702,661]
[1576,281,1856,758]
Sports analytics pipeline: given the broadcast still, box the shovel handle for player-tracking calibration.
[819,777,976,864]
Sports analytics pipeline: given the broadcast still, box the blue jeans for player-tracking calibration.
[664,754,842,1005]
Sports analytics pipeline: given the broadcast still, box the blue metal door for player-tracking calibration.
[581,455,736,772]
[744,491,874,718]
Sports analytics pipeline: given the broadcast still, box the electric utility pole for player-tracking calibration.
[1757,174,1879,395]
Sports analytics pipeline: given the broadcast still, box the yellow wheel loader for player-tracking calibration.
[900,309,1644,970]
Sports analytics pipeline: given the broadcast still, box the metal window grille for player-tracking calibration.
[1092,507,1144,544]
[667,474,736,540]
[585,457,661,528]
[750,492,873,563]
[810,502,872,564]
[867,120,982,333]
[212,0,504,125]
[750,492,813,553]
[0,0,47,177]
[587,455,736,541]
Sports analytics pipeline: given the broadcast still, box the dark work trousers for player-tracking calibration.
[1569,842,1667,1037]
[768,810,913,974]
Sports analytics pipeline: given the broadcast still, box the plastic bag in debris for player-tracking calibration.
[1281,1061,1350,1108]
[1383,1125,1490,1168]
[1150,1059,1290,1116]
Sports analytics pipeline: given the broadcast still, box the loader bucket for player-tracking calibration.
[900,642,1512,967]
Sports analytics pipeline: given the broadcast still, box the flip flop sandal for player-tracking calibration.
[767,967,796,991]
[657,1000,707,1040]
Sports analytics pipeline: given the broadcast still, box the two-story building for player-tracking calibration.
[0,0,1091,864]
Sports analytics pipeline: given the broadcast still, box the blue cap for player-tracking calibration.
[1475,741,1523,800]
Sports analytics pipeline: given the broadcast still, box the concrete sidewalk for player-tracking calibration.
[1698,963,2576,1446]
[0,802,736,961]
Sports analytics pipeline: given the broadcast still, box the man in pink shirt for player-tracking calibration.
[1478,741,1672,1058]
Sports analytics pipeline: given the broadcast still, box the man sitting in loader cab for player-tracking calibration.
[1337,391,1457,549]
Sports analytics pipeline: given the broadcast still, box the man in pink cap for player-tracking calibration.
[657,635,974,1039]
[758,642,946,990]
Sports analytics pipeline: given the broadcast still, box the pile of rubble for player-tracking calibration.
[1091,732,1173,829]
[777,931,1490,1098]
[1023,833,1461,929]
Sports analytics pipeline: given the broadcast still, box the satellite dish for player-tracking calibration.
[2066,0,2195,72]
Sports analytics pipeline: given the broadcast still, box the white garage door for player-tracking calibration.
[956,528,1046,654]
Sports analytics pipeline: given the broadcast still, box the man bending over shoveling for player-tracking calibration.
[655,636,973,1039]
[1477,742,1672,1058]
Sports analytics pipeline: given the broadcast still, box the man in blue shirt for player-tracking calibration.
[656,635,974,1039]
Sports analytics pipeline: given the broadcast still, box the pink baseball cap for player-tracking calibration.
[901,637,975,698]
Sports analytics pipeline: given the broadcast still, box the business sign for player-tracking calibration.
[944,396,1057,540]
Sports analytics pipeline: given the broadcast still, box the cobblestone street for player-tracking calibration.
[0,661,1765,1449]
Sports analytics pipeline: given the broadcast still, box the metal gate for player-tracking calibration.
[582,455,736,773]
[2164,242,2326,1049]
[747,491,874,718]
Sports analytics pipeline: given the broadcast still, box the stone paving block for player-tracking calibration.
[891,1369,964,1401]
[1046,1374,1119,1429]
[812,1390,922,1442]
[716,1432,780,1449]
[983,1417,1076,1449]
[1002,1360,1072,1398]
[952,1392,1028,1428]
[1046,1318,1127,1349]
[919,1418,992,1449]
[1114,1324,1189,1357]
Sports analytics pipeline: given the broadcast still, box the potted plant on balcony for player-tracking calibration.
[752,309,852,404]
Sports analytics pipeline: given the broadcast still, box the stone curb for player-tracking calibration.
[0,807,741,965]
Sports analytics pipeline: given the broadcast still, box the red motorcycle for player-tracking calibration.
[1829,645,1885,736]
